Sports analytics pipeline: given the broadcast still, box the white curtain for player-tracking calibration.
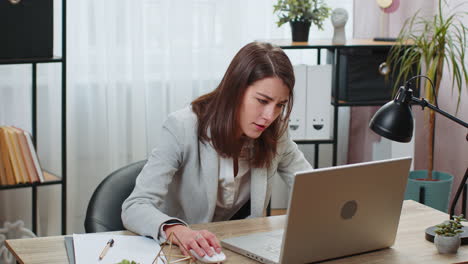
[0,0,353,235]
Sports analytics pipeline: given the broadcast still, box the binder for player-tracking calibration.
[306,65,332,140]
[23,130,44,182]
[289,65,307,140]
[0,127,16,185]
[0,126,44,184]
[6,127,29,183]
[0,147,6,185]
[12,127,40,183]
[3,127,23,183]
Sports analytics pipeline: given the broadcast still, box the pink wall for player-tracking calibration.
[352,0,468,213]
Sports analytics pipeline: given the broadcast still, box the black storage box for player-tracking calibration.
[328,47,405,103]
[0,0,53,59]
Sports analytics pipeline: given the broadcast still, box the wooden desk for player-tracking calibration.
[6,200,468,264]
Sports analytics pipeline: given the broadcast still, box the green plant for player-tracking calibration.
[273,0,331,29]
[117,260,139,264]
[386,0,468,180]
[434,215,466,237]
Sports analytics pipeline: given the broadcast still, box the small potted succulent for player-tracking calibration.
[117,260,138,264]
[273,0,331,42]
[434,215,466,254]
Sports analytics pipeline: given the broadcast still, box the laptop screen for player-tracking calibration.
[222,157,412,264]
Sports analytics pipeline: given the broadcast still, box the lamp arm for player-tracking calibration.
[410,96,468,219]
[410,96,468,128]
[450,168,468,219]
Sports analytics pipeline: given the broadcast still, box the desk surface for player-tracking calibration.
[6,200,468,264]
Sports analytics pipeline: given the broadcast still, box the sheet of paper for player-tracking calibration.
[73,233,166,264]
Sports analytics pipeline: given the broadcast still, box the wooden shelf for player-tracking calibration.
[0,171,62,190]
[42,171,63,185]
[331,99,389,107]
[260,39,397,49]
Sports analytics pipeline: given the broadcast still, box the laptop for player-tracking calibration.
[221,157,412,264]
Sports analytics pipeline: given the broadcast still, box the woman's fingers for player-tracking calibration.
[199,230,222,253]
[165,226,193,256]
[189,238,206,257]
[166,227,222,257]
[195,232,214,256]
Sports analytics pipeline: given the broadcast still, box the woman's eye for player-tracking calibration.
[257,99,268,104]
[277,103,286,108]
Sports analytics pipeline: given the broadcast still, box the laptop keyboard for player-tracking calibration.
[264,241,281,256]
[222,229,285,263]
[261,230,284,260]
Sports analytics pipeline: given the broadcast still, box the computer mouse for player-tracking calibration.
[189,247,226,263]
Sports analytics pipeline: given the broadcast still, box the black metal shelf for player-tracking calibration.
[0,0,67,235]
[0,57,63,65]
[274,39,397,167]
[0,176,62,190]
[294,139,334,144]
[0,181,63,190]
[280,44,394,49]
[270,39,396,50]
[331,100,388,107]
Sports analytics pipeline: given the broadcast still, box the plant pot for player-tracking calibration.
[290,21,311,42]
[434,234,461,254]
[404,170,453,212]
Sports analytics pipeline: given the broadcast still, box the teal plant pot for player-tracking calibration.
[404,170,453,212]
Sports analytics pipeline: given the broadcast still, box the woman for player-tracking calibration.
[122,42,312,258]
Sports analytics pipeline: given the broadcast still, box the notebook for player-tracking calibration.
[222,157,412,264]
[72,234,166,264]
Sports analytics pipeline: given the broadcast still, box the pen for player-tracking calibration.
[99,238,114,260]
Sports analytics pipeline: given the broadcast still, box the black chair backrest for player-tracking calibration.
[84,160,146,233]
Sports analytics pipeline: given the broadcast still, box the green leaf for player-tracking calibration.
[387,0,467,177]
[273,0,331,29]
[116,260,139,264]
[434,215,466,236]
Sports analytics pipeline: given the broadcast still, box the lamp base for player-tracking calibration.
[425,226,468,245]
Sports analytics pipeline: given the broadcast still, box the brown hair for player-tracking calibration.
[191,42,295,168]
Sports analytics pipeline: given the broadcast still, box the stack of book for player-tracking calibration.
[0,126,44,186]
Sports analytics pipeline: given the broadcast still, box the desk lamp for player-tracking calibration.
[369,75,468,244]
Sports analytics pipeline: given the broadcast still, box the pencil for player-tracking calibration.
[99,238,114,260]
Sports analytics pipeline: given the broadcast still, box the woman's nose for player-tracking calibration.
[262,105,276,121]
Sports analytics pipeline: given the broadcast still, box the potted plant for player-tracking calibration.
[273,0,331,42]
[386,0,468,212]
[434,215,466,254]
[117,260,138,264]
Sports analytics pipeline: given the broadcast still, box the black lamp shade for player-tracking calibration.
[369,100,414,142]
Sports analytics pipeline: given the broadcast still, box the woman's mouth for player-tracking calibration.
[254,123,266,131]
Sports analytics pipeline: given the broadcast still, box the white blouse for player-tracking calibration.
[212,156,251,221]
[159,156,251,239]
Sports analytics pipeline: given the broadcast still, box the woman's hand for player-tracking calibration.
[164,225,222,257]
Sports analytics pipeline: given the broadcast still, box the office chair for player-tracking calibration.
[84,160,146,233]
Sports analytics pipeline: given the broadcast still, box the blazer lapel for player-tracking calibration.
[199,140,219,221]
[250,167,267,217]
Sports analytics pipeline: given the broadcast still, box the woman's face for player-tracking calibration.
[238,77,290,139]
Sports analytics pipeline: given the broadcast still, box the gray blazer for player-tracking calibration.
[121,107,312,239]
